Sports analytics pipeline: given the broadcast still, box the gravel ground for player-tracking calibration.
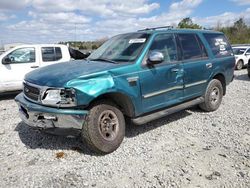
[0,70,249,188]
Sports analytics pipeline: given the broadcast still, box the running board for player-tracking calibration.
[132,97,204,125]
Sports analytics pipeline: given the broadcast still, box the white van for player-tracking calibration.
[0,44,71,93]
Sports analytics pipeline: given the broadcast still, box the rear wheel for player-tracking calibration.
[199,79,223,112]
[236,60,244,70]
[81,100,125,154]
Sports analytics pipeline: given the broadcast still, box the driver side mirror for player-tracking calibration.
[2,57,11,65]
[147,51,164,65]
[246,52,250,56]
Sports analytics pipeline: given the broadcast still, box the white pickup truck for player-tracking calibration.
[0,44,87,93]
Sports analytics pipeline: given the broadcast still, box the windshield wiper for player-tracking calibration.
[88,58,118,64]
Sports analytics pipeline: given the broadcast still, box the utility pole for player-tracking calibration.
[0,40,3,49]
[75,23,77,48]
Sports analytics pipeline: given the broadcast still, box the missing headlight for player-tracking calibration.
[41,88,77,107]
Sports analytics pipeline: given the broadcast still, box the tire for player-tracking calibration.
[81,100,125,154]
[199,79,223,112]
[236,60,244,70]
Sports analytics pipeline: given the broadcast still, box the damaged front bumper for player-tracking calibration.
[15,93,88,130]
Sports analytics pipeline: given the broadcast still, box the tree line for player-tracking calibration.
[178,17,250,44]
[63,17,250,50]
[59,37,108,51]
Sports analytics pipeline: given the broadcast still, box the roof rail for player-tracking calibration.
[138,26,174,32]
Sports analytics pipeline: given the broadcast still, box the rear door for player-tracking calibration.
[139,33,184,113]
[0,47,39,92]
[177,33,211,101]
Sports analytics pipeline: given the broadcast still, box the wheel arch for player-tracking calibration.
[237,59,244,63]
[88,92,136,118]
[212,73,226,95]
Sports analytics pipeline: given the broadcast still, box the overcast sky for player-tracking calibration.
[0,0,250,45]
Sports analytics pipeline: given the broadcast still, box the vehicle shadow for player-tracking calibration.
[0,91,21,100]
[15,109,193,155]
[234,72,250,81]
[15,122,95,156]
[125,109,192,138]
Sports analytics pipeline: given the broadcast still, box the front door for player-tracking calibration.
[0,47,39,92]
[139,33,184,113]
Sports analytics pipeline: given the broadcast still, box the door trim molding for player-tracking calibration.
[143,85,183,99]
[185,80,207,88]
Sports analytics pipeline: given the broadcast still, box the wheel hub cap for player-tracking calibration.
[210,87,220,104]
[98,110,119,141]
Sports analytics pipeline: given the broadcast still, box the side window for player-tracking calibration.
[246,48,250,54]
[203,33,233,57]
[196,36,208,58]
[5,48,36,64]
[149,34,178,63]
[55,47,62,60]
[178,34,205,60]
[42,47,62,62]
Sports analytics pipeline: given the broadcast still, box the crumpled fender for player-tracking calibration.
[65,73,115,105]
[65,71,141,116]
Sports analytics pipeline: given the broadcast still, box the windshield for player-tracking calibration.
[88,33,150,63]
[233,48,247,55]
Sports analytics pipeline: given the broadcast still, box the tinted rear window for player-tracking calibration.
[42,47,62,62]
[178,34,207,60]
[203,33,232,57]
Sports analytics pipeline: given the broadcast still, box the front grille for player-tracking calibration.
[23,82,40,101]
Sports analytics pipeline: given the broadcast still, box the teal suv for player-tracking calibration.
[15,27,235,154]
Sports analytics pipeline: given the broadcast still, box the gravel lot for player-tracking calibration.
[0,70,249,188]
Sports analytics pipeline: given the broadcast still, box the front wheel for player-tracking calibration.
[199,79,223,112]
[81,100,125,154]
[236,60,244,70]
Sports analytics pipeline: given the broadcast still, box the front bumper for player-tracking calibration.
[15,93,88,130]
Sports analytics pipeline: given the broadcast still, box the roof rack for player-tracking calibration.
[138,26,174,32]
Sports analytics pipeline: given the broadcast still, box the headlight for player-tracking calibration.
[41,88,77,107]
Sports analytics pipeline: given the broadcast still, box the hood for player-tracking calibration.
[25,60,124,87]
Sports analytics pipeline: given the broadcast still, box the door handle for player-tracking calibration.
[206,63,212,69]
[30,65,39,69]
[171,68,179,72]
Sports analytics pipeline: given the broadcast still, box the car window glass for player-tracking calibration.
[246,48,250,54]
[233,48,247,55]
[148,34,178,63]
[55,47,62,60]
[203,33,233,57]
[196,35,208,58]
[5,48,36,64]
[88,33,150,63]
[178,34,203,60]
[42,47,62,62]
